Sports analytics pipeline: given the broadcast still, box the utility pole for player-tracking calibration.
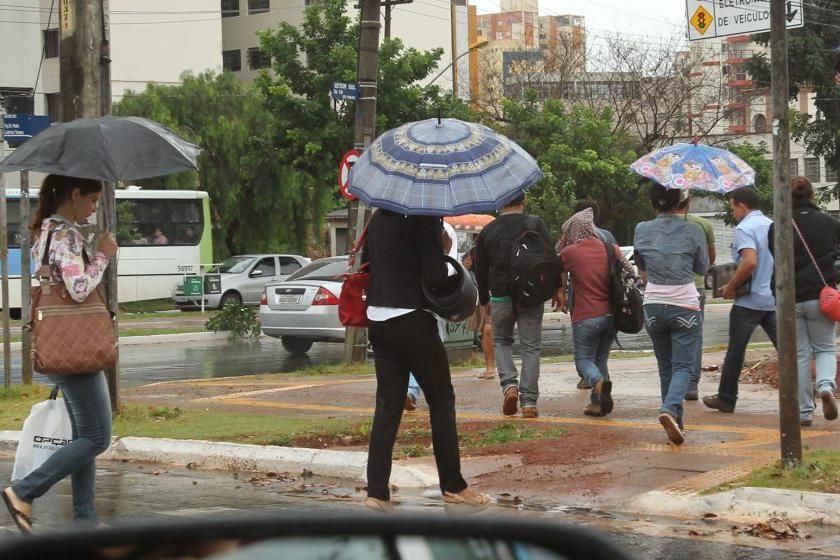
[0,103,10,388]
[450,0,458,97]
[343,0,381,364]
[770,0,801,468]
[59,0,119,408]
[19,170,32,384]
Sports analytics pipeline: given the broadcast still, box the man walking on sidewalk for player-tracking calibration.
[476,194,558,419]
[704,188,778,413]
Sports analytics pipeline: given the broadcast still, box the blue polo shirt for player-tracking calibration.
[732,210,775,311]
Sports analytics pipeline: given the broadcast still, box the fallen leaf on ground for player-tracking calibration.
[740,517,801,540]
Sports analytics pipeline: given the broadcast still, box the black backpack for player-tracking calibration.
[510,217,558,307]
[603,241,644,334]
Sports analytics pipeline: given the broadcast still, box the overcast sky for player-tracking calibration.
[471,0,689,44]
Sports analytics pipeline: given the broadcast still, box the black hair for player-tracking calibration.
[31,174,103,232]
[573,199,599,221]
[649,182,682,213]
[729,187,760,210]
[791,176,814,201]
[504,193,526,208]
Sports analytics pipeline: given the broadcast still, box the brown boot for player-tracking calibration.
[820,390,838,420]
[593,379,614,415]
[583,402,604,417]
[522,406,538,418]
[502,386,519,417]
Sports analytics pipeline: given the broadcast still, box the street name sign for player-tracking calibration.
[338,149,361,201]
[687,0,803,41]
[331,82,359,101]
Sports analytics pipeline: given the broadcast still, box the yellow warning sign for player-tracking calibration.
[690,5,713,35]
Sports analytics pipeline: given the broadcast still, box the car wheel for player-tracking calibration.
[219,292,242,309]
[281,337,314,355]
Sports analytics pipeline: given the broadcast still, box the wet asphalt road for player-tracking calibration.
[3,304,772,388]
[0,460,827,559]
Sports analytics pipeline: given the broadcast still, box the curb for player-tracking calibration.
[8,331,228,352]
[0,432,439,488]
[622,488,840,527]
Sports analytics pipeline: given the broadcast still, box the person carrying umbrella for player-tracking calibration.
[348,117,543,510]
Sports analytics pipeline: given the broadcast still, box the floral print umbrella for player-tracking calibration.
[630,142,755,193]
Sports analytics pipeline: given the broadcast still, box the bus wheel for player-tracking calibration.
[219,292,242,309]
[281,337,313,355]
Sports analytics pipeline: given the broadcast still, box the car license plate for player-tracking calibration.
[277,295,300,304]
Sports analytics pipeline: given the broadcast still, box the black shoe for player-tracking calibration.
[684,390,699,401]
[800,418,813,427]
[702,394,735,413]
[595,380,614,415]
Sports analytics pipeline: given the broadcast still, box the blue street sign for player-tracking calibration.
[2,114,51,147]
[330,82,359,101]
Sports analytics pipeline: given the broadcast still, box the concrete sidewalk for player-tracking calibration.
[4,347,838,527]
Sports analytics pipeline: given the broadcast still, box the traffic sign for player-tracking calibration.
[686,0,803,42]
[338,149,361,201]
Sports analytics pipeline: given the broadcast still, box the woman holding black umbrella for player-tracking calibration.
[3,175,118,532]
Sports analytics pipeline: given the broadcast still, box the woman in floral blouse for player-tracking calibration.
[3,175,118,533]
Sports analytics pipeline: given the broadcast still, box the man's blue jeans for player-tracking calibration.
[12,372,112,522]
[572,315,614,403]
[491,300,543,407]
[644,304,702,428]
[795,299,838,421]
[717,305,778,406]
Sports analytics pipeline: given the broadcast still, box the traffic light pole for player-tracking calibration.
[343,0,381,364]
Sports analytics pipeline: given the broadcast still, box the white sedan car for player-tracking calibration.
[260,256,348,355]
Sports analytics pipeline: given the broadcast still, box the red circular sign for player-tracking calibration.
[338,149,361,201]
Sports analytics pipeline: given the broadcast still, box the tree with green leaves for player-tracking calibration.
[747,2,840,199]
[500,94,645,243]
[714,141,775,225]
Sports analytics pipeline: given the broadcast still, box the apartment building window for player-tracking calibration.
[222,49,241,72]
[827,164,838,183]
[247,47,270,70]
[248,0,269,14]
[45,92,60,122]
[222,0,239,17]
[790,158,799,177]
[804,157,821,182]
[43,28,59,58]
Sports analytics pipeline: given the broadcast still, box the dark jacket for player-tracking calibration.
[474,212,554,305]
[363,210,455,309]
[769,200,840,303]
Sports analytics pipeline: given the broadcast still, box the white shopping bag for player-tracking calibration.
[11,387,73,481]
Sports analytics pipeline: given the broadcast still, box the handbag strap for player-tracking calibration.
[792,219,829,288]
[347,221,370,268]
[49,386,60,400]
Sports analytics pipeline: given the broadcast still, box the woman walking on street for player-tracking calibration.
[3,175,118,532]
[769,176,839,426]
[556,208,618,417]
[363,210,489,512]
[634,184,708,444]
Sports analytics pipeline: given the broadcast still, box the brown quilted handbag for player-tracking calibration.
[28,229,117,375]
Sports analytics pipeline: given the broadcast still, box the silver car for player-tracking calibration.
[260,256,348,355]
[173,254,310,310]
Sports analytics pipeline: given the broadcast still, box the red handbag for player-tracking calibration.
[338,222,370,327]
[793,220,840,321]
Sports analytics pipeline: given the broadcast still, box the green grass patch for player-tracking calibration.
[710,450,840,495]
[112,404,363,446]
[0,384,51,429]
[461,422,566,449]
[118,299,177,313]
[119,326,205,338]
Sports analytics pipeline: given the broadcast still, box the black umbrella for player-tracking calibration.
[0,116,200,181]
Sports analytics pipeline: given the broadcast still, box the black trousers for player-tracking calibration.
[366,310,468,500]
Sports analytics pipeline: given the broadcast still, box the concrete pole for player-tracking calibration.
[0,106,10,388]
[343,0,381,364]
[770,0,801,468]
[19,171,32,384]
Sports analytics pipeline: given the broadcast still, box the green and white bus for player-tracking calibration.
[4,186,212,315]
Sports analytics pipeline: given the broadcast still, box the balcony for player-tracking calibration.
[703,103,721,110]
[726,35,751,43]
[729,79,753,88]
[726,56,749,65]
[726,101,747,110]
[701,60,721,66]
[727,124,748,134]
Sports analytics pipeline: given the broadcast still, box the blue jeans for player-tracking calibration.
[491,300,544,407]
[407,316,448,401]
[13,372,112,522]
[572,315,614,403]
[717,305,778,405]
[644,304,702,428]
[795,299,838,421]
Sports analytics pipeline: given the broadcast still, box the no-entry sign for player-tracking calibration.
[338,149,361,200]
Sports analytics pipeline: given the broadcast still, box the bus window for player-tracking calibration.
[116,198,203,246]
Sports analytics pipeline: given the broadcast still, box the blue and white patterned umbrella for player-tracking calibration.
[347,118,543,216]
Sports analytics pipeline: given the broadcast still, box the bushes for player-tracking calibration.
[205,303,261,338]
